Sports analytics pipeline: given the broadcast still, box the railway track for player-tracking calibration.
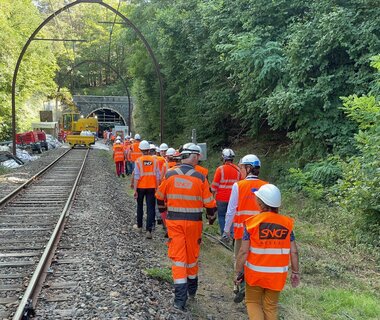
[0,148,89,320]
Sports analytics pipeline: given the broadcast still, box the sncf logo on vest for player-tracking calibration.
[174,177,193,189]
[259,223,289,240]
[143,161,153,166]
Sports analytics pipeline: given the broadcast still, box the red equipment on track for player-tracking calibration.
[16,131,48,153]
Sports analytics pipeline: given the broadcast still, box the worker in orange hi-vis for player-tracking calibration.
[128,133,143,173]
[181,143,209,180]
[158,147,177,234]
[223,154,268,303]
[123,135,132,175]
[113,139,125,177]
[103,129,107,143]
[132,140,161,239]
[160,147,177,180]
[235,184,300,319]
[155,143,217,312]
[157,143,169,174]
[211,148,242,237]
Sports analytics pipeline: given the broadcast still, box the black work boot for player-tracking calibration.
[174,283,188,310]
[187,276,198,298]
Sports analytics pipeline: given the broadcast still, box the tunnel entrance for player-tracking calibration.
[91,108,126,138]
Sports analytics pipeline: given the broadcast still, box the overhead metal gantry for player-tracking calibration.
[11,0,165,156]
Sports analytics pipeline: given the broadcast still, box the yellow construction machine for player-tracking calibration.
[60,111,98,148]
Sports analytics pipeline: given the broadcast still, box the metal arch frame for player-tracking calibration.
[57,59,132,130]
[11,0,165,155]
[89,106,127,126]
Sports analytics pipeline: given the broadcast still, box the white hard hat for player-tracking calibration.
[241,154,261,167]
[159,143,169,151]
[116,136,121,140]
[134,134,141,140]
[222,148,235,160]
[115,140,122,144]
[181,143,201,155]
[126,135,131,139]
[155,147,160,153]
[139,140,150,150]
[182,142,192,150]
[254,184,281,208]
[166,147,176,156]
[149,143,156,150]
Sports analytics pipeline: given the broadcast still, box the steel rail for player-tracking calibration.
[12,148,90,320]
[0,148,72,207]
[203,231,234,252]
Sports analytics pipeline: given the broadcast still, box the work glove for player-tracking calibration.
[234,272,244,285]
[291,272,300,288]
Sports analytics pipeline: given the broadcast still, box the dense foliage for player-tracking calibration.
[0,0,58,140]
[121,0,380,156]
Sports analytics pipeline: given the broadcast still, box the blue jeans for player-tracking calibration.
[126,161,133,175]
[217,201,229,235]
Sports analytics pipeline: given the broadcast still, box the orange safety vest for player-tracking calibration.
[155,164,216,221]
[195,164,208,178]
[233,178,268,239]
[123,141,131,160]
[156,155,167,172]
[113,144,125,162]
[244,211,294,291]
[135,155,158,189]
[130,142,143,162]
[211,163,241,202]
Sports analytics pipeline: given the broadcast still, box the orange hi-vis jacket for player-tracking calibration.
[244,211,294,291]
[195,164,208,179]
[167,161,177,169]
[130,142,142,162]
[113,144,125,162]
[156,164,216,221]
[135,155,158,189]
[211,163,241,202]
[156,155,167,173]
[160,161,180,182]
[123,140,131,157]
[234,178,268,239]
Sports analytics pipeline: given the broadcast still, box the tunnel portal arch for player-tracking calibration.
[11,0,164,155]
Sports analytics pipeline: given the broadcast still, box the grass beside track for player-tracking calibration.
[111,140,379,319]
[205,140,380,320]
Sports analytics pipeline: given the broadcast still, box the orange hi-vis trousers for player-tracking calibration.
[166,219,202,306]
[167,220,202,282]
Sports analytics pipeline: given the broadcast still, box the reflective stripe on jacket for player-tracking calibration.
[211,163,241,202]
[113,144,125,162]
[135,155,158,189]
[233,179,268,239]
[244,211,294,291]
[155,164,216,221]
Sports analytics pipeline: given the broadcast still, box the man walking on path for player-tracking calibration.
[211,148,242,236]
[132,140,160,239]
[223,154,268,302]
[235,184,300,319]
[113,139,125,177]
[155,143,217,311]
[128,134,143,173]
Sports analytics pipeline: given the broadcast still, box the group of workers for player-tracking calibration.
[109,134,300,319]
